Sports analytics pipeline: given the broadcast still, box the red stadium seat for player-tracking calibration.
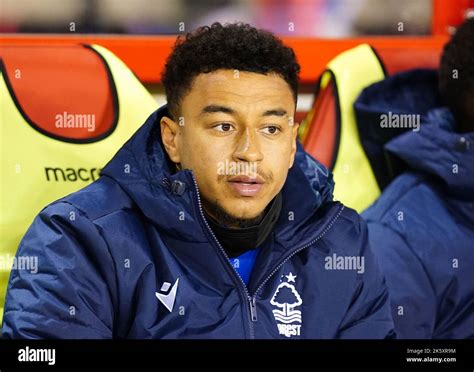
[1,45,116,141]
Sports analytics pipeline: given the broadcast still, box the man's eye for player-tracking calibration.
[213,123,234,132]
[261,125,281,135]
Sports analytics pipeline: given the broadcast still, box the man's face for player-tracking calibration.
[161,69,298,226]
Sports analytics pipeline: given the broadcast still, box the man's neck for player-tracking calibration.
[203,193,283,258]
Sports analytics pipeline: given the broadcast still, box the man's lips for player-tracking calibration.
[227,175,265,197]
[228,175,264,184]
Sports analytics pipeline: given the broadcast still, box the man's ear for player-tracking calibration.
[160,116,181,164]
[289,121,300,169]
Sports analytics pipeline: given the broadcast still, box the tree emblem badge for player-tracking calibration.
[270,272,303,337]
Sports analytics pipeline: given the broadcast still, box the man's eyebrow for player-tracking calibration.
[200,105,235,115]
[262,108,287,117]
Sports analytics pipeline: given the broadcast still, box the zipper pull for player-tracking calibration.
[249,296,258,322]
[161,177,171,189]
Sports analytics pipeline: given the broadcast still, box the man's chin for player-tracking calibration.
[225,209,263,222]
[221,198,268,219]
[201,196,266,228]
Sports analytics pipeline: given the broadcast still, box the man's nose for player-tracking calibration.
[232,128,263,164]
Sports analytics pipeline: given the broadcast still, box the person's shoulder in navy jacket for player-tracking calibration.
[359,19,474,339]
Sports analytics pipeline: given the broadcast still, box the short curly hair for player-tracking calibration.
[439,18,474,132]
[161,22,301,119]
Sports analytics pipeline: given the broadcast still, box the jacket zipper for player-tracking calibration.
[170,174,344,339]
[188,174,257,339]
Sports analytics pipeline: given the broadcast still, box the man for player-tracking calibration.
[358,19,474,338]
[2,23,394,339]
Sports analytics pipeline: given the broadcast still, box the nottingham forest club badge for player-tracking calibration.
[270,272,303,338]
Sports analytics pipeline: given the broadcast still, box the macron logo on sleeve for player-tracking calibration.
[155,278,179,312]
